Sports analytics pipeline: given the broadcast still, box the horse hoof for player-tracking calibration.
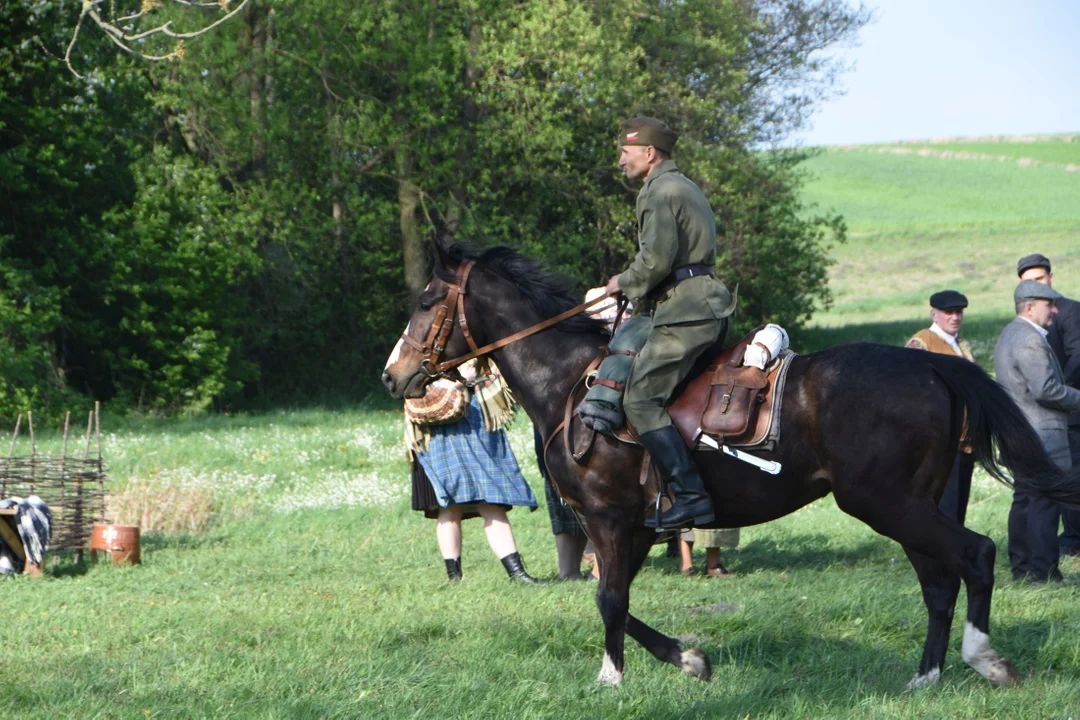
[596,653,623,687]
[986,659,1021,688]
[680,648,712,680]
[906,668,941,690]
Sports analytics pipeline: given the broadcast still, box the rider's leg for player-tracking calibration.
[624,320,724,530]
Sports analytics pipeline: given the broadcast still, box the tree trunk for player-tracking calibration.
[241,0,268,179]
[445,21,482,236]
[397,149,428,301]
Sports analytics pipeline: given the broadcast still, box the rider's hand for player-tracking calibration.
[604,274,622,295]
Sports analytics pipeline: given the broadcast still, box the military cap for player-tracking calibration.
[1014,280,1063,304]
[929,290,968,310]
[619,117,678,154]
[1017,253,1051,276]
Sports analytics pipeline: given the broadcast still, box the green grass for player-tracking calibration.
[796,134,1080,359]
[5,411,1080,719]
[799,146,1080,235]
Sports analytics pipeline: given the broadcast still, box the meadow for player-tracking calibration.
[795,135,1080,370]
[5,135,1080,718]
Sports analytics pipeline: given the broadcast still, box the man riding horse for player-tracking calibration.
[604,117,736,530]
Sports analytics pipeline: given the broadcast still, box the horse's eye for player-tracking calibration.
[419,301,433,312]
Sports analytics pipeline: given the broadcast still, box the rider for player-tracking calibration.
[605,117,735,530]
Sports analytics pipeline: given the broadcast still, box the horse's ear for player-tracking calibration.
[432,234,453,269]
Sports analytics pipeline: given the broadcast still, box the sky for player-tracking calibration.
[795,0,1080,146]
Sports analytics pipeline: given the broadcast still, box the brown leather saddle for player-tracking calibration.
[559,325,788,463]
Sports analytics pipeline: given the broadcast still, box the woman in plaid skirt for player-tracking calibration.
[409,360,540,584]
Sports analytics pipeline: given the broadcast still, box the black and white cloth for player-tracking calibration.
[0,495,52,575]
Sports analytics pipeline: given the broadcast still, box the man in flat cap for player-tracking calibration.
[905,290,976,524]
[1018,253,1080,557]
[994,280,1080,583]
[603,117,735,530]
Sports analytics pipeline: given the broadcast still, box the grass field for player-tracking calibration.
[795,134,1080,365]
[5,134,1080,718]
[5,412,1080,719]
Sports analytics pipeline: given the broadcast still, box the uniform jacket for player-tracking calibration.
[1047,295,1080,427]
[618,160,734,326]
[906,327,975,362]
[994,317,1080,438]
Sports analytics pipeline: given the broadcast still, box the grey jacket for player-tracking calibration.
[994,316,1080,433]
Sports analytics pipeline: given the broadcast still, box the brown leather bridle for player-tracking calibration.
[398,260,620,381]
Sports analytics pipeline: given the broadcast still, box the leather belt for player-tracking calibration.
[647,264,715,301]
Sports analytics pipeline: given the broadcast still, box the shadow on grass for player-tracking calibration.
[733,534,898,572]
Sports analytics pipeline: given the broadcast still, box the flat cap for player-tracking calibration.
[619,117,678,154]
[1014,280,1063,303]
[930,290,968,310]
[1017,253,1051,276]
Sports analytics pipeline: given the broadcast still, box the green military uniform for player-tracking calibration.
[620,159,735,433]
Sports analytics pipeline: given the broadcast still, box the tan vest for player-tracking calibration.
[906,328,975,363]
[906,328,975,450]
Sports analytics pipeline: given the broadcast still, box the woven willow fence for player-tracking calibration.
[0,403,107,555]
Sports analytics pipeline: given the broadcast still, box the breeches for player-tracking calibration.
[623,318,726,434]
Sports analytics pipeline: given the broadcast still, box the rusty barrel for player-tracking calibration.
[90,524,141,565]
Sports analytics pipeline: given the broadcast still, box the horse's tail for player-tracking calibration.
[925,353,1080,508]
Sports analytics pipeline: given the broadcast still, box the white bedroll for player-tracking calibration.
[696,323,789,475]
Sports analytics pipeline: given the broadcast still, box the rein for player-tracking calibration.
[400,260,618,379]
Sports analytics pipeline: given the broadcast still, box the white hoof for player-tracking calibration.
[680,648,711,680]
[961,621,1021,687]
[906,668,940,689]
[596,652,623,686]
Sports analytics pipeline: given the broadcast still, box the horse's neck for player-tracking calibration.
[491,331,603,438]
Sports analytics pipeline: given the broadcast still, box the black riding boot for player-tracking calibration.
[640,425,715,530]
[500,552,540,584]
[444,557,462,583]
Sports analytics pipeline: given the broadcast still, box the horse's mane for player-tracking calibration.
[436,243,610,336]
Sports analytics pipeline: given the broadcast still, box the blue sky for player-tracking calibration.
[796,0,1080,146]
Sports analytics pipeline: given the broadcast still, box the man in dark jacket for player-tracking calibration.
[1017,253,1080,556]
[604,117,735,530]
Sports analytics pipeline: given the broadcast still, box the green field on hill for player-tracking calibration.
[794,136,1080,365]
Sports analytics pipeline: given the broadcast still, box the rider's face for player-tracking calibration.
[619,144,654,181]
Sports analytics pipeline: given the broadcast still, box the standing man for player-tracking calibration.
[993,280,1080,583]
[905,290,976,524]
[1017,253,1080,556]
[604,117,735,530]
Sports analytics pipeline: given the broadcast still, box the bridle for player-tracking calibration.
[398,260,621,381]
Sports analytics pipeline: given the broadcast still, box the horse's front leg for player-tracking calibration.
[590,512,636,686]
[624,528,712,680]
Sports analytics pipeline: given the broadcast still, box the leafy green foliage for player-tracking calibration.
[1,0,864,420]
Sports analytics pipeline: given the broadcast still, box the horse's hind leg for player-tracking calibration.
[840,493,1020,687]
[624,529,711,680]
[902,546,962,688]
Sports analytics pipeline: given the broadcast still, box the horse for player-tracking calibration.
[382,241,1080,689]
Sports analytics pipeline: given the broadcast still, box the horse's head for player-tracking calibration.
[382,243,475,399]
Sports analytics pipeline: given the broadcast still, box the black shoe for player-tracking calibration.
[1061,546,1080,557]
[445,557,462,583]
[500,552,541,585]
[639,426,715,531]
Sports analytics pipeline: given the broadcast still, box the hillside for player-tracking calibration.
[794,135,1080,365]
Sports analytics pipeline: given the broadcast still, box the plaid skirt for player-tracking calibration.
[414,395,537,514]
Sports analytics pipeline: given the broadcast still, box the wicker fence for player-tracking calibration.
[0,403,107,554]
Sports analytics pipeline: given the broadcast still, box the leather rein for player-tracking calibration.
[398,260,619,380]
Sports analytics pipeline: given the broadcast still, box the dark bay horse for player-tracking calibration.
[382,242,1080,689]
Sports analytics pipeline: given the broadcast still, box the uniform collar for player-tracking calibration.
[643,159,679,188]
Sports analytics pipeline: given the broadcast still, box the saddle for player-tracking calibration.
[559,326,792,463]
